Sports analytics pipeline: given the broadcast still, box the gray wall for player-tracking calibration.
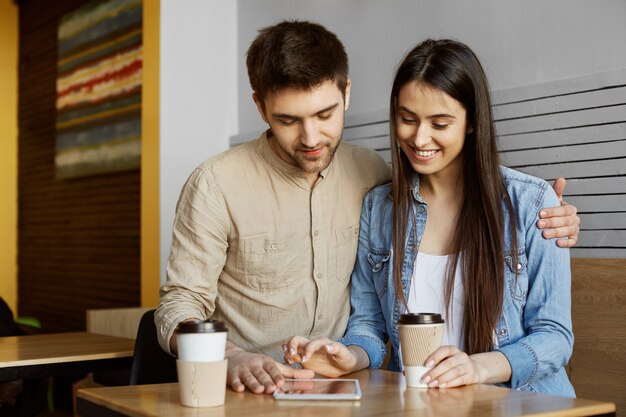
[160,0,238,284]
[236,0,626,135]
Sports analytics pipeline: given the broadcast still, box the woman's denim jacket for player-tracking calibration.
[339,166,575,397]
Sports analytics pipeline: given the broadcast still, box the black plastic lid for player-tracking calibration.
[176,319,228,334]
[398,313,444,325]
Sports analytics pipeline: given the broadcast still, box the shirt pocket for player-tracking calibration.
[367,249,391,297]
[241,235,304,292]
[504,249,529,311]
[332,225,360,282]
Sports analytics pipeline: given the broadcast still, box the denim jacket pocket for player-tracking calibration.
[367,249,391,297]
[504,249,529,306]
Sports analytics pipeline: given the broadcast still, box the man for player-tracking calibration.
[156,20,580,395]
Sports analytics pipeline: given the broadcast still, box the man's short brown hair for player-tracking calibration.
[246,20,349,102]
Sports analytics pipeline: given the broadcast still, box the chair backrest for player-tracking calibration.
[129,309,178,385]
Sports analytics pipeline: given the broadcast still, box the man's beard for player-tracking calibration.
[270,130,343,174]
[291,141,340,174]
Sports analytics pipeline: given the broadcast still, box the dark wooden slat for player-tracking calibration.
[493,85,626,121]
[500,140,626,166]
[496,104,626,136]
[515,158,626,180]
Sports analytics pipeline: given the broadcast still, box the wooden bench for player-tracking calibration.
[343,68,626,413]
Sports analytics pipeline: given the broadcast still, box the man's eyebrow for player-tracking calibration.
[272,103,340,119]
[398,106,456,119]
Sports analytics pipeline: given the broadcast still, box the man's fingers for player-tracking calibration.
[227,371,246,392]
[263,362,285,387]
[542,225,579,240]
[241,371,265,394]
[557,236,578,248]
[552,177,566,201]
[251,367,278,394]
[538,204,577,221]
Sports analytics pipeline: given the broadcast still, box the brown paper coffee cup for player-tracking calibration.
[399,324,444,367]
[177,359,227,407]
[398,313,445,388]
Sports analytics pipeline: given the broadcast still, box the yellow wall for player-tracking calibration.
[141,0,160,307]
[0,0,18,314]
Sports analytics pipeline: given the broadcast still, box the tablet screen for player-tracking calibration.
[273,379,362,400]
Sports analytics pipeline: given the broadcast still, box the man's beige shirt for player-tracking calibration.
[156,132,390,361]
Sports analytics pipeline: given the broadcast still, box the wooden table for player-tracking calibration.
[0,332,135,382]
[76,369,616,417]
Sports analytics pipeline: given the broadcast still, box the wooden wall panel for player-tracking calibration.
[17,0,140,332]
[569,258,626,414]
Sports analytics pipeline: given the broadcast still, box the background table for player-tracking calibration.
[0,332,135,382]
[76,369,616,417]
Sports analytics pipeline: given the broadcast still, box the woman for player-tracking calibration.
[284,39,574,397]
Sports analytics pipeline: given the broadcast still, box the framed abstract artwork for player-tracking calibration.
[56,0,142,179]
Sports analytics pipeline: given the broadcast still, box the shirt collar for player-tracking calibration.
[410,173,426,204]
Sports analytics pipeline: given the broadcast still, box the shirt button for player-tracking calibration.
[499,329,508,336]
[418,206,425,213]
[517,263,522,270]
[270,243,277,250]
[317,314,323,320]
[314,230,319,236]
[317,273,323,279]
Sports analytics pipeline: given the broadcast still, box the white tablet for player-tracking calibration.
[273,378,362,401]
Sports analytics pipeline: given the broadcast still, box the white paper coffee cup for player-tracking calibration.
[398,313,444,388]
[175,319,229,408]
[176,319,228,362]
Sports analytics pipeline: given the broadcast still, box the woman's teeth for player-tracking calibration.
[417,150,437,157]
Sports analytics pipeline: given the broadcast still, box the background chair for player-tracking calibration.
[129,309,177,385]
[0,298,48,417]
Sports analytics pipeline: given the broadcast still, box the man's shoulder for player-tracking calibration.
[335,142,391,185]
[197,139,259,170]
[338,141,386,163]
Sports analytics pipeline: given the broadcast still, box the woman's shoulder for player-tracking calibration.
[500,166,549,190]
[499,166,560,225]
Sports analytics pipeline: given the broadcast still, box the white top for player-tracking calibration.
[407,252,464,348]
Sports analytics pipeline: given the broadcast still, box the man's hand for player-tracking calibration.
[226,347,314,394]
[537,177,580,248]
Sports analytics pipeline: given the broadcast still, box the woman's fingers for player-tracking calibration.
[422,346,478,388]
[283,336,310,363]
[301,338,335,363]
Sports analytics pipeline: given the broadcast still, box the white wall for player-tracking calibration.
[236,0,626,134]
[160,0,238,283]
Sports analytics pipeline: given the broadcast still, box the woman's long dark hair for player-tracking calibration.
[389,39,517,354]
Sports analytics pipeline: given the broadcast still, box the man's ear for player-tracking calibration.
[343,79,352,112]
[252,93,269,124]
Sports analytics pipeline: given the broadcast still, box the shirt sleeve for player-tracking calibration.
[339,191,389,368]
[154,167,230,354]
[496,184,573,388]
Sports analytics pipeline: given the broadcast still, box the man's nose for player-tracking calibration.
[299,119,321,148]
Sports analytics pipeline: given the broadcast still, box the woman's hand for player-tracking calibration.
[283,336,363,378]
[420,346,511,388]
